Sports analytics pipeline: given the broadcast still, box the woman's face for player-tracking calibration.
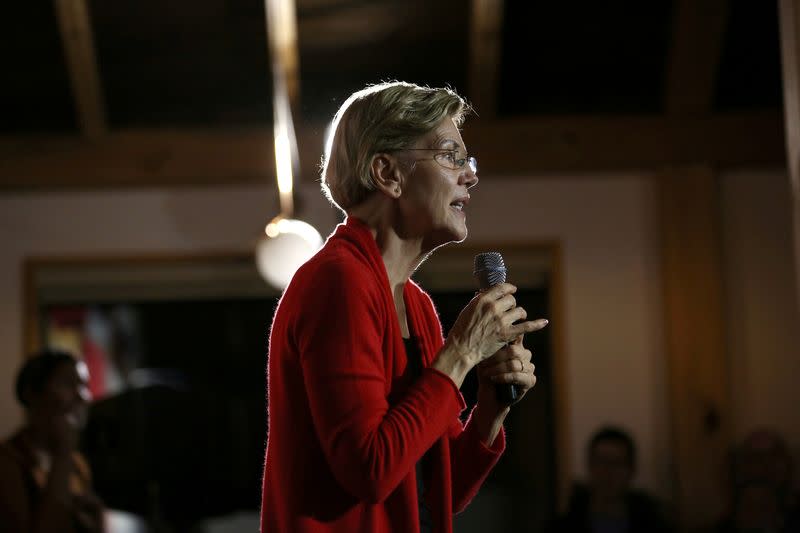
[29,361,91,431]
[396,117,478,248]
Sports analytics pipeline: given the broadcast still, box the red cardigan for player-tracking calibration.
[261,216,504,532]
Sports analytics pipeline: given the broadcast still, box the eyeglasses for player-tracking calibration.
[398,148,478,174]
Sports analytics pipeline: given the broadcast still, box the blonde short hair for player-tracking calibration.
[320,81,469,212]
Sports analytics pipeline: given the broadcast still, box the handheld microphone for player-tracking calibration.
[473,252,520,405]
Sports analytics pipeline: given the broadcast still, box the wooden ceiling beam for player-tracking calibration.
[466,111,783,174]
[0,128,314,189]
[53,0,107,139]
[665,0,729,115]
[0,112,784,190]
[468,0,504,119]
[778,0,800,324]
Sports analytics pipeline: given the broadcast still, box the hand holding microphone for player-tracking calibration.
[473,252,548,405]
[436,252,547,401]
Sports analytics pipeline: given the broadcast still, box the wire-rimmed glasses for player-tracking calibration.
[398,148,478,174]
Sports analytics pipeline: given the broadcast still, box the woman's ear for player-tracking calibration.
[370,153,402,198]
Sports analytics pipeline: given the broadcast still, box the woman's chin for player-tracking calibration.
[451,228,468,244]
[426,226,467,248]
[450,219,469,242]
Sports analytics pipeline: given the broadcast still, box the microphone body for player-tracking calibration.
[473,252,520,405]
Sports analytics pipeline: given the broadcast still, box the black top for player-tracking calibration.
[546,483,674,533]
[403,336,433,533]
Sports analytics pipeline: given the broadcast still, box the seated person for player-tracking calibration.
[714,428,800,533]
[0,348,104,533]
[548,425,673,533]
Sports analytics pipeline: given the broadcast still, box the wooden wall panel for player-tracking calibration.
[658,165,730,529]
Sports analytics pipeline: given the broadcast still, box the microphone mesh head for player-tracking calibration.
[473,252,507,289]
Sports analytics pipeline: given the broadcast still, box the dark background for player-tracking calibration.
[65,284,554,530]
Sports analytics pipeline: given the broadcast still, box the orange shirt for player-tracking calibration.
[0,430,99,533]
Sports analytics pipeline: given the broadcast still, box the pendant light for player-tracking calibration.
[255,0,322,289]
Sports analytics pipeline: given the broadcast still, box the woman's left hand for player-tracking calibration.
[476,334,536,415]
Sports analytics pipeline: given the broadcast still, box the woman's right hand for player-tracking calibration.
[434,283,547,387]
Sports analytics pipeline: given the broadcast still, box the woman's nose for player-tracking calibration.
[463,169,478,189]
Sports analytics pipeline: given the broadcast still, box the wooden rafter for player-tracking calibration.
[778,0,800,327]
[0,112,784,190]
[465,112,784,174]
[468,0,504,119]
[665,0,729,115]
[53,0,107,139]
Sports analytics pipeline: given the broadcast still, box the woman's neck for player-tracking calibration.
[348,198,428,289]
[349,198,432,339]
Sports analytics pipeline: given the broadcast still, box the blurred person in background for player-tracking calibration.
[713,428,800,533]
[0,348,105,533]
[547,425,673,533]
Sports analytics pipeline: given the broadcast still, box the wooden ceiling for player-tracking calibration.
[0,0,787,189]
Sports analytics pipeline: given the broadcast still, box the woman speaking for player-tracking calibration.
[261,81,548,532]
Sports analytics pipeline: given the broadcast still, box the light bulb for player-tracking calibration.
[255,218,323,289]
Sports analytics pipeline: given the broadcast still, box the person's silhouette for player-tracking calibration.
[0,348,104,532]
[548,425,673,533]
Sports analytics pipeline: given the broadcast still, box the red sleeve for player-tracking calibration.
[449,407,506,513]
[407,282,506,513]
[294,260,464,503]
